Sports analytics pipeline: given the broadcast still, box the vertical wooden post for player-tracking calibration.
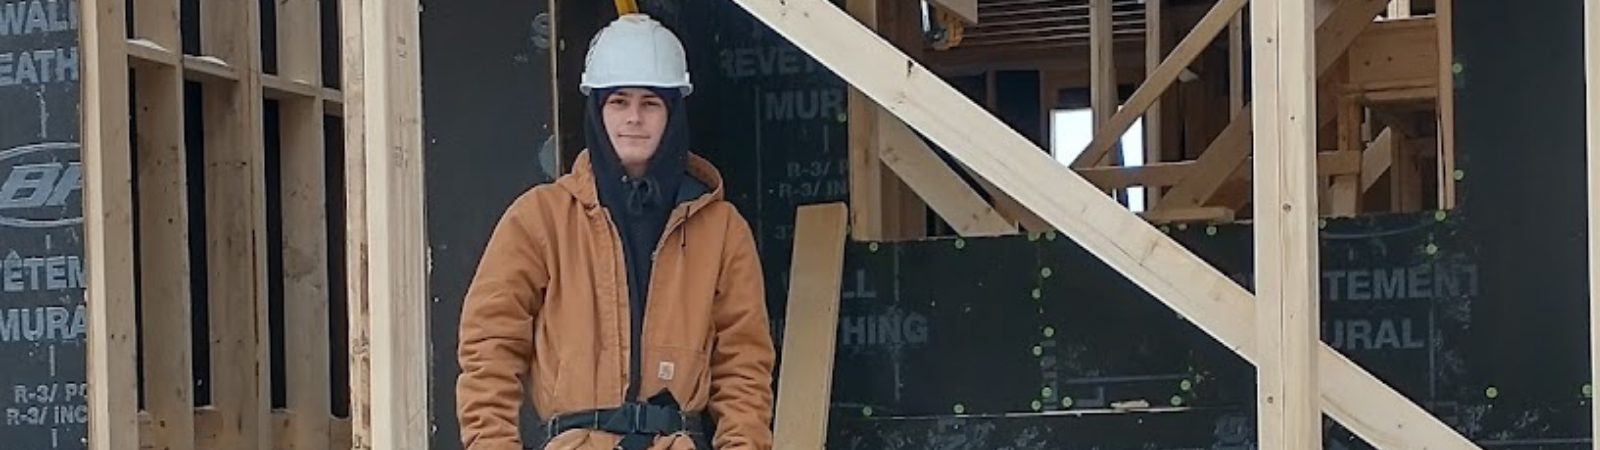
[201,0,273,447]
[1145,0,1165,208]
[339,0,374,447]
[1091,0,1119,129]
[131,0,194,448]
[1585,0,1598,448]
[1436,0,1456,209]
[847,0,926,240]
[352,0,429,447]
[82,0,139,447]
[1252,0,1322,447]
[277,0,334,447]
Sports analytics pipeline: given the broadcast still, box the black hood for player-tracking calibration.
[583,85,693,405]
[583,86,691,217]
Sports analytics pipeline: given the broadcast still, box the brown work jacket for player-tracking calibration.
[456,150,776,450]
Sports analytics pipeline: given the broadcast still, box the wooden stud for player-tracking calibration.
[354,0,430,446]
[771,203,849,450]
[82,0,140,447]
[277,0,334,447]
[1145,0,1165,208]
[847,0,926,240]
[201,0,274,447]
[723,0,1483,447]
[1230,13,1244,116]
[878,115,1016,236]
[339,0,373,447]
[1251,0,1322,446]
[1587,0,1599,447]
[126,0,196,448]
[1436,0,1456,209]
[1091,0,1118,129]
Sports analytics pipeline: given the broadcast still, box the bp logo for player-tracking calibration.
[0,142,82,229]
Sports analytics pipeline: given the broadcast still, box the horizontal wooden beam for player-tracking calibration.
[138,410,353,450]
[724,0,1481,448]
[1075,151,1361,190]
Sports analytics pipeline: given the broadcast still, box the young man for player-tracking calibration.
[455,13,776,450]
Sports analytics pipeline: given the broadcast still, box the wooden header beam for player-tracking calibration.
[724,0,1479,447]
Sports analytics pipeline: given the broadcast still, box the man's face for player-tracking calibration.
[602,88,668,177]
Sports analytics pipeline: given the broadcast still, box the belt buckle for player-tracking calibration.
[622,402,646,433]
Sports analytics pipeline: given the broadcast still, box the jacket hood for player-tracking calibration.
[556,149,726,214]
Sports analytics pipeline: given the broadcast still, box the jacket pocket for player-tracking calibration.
[644,345,711,410]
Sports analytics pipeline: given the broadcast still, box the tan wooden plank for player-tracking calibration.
[264,74,325,100]
[82,0,140,448]
[1077,151,1362,191]
[1587,1,1599,448]
[1230,14,1244,115]
[1437,0,1456,208]
[1139,206,1235,224]
[878,116,1015,236]
[277,0,321,83]
[1153,105,1253,209]
[724,0,1483,447]
[953,161,1051,232]
[927,0,977,24]
[133,57,196,450]
[772,203,849,450]
[1073,0,1248,167]
[1090,0,1118,128]
[281,95,333,450]
[139,410,352,450]
[1347,18,1437,88]
[1251,0,1322,446]
[1316,0,1392,75]
[201,0,273,448]
[1145,0,1165,208]
[355,0,429,446]
[338,0,372,447]
[131,2,194,450]
[182,55,241,83]
[126,38,180,68]
[1360,127,1396,191]
[847,0,925,240]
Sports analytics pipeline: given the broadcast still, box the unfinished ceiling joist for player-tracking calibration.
[724,0,1480,447]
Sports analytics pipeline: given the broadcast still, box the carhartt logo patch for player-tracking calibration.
[657,361,676,381]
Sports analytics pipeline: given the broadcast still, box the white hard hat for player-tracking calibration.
[581,13,693,97]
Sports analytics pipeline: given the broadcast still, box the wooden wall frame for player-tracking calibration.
[724,0,1482,447]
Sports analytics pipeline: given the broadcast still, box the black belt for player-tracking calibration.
[545,391,709,450]
[547,402,703,436]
